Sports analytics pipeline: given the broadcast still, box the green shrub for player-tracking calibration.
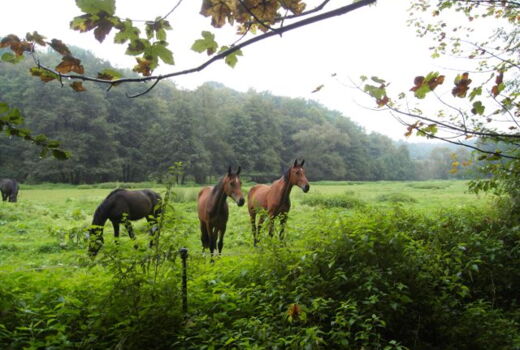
[377,193,417,203]
[302,193,366,209]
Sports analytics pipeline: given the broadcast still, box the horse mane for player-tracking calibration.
[283,166,291,183]
[211,176,225,196]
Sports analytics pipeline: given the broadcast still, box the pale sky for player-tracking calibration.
[1,1,458,141]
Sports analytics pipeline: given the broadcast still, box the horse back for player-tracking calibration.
[107,190,155,221]
[247,184,271,212]
[197,187,213,222]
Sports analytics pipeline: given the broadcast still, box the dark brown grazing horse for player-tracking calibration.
[197,166,245,258]
[0,179,19,202]
[248,160,310,246]
[88,189,162,256]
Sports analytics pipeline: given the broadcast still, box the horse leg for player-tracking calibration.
[250,212,258,246]
[217,224,226,255]
[122,218,135,240]
[258,215,267,239]
[1,192,7,201]
[112,220,120,241]
[88,229,104,256]
[200,222,209,253]
[267,215,275,237]
[209,226,218,261]
[279,214,288,241]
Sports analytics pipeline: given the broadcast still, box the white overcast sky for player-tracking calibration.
[1,0,470,141]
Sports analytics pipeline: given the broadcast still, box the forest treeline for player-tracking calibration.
[0,48,474,184]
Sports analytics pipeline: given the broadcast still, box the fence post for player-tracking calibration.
[179,247,188,316]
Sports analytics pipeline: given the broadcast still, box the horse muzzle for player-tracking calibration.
[236,197,245,207]
[302,184,310,193]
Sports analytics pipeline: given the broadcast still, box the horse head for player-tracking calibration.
[288,159,310,193]
[87,225,104,256]
[224,166,245,206]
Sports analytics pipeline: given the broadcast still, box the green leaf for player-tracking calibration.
[125,39,149,56]
[97,68,123,80]
[364,84,386,100]
[191,31,218,55]
[414,84,430,99]
[469,86,482,101]
[151,43,174,65]
[52,149,70,160]
[471,101,485,115]
[114,20,140,44]
[0,103,9,114]
[76,0,116,15]
[219,46,242,68]
[1,52,23,64]
[371,76,386,84]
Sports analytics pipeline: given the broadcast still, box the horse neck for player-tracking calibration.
[209,179,227,215]
[91,201,110,226]
[274,176,294,204]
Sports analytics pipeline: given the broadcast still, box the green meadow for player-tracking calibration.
[1,180,519,349]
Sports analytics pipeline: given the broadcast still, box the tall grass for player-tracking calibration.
[1,180,516,349]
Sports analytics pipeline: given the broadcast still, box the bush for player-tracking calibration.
[377,193,417,203]
[302,192,366,209]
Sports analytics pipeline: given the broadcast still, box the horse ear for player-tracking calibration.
[236,166,241,175]
[294,159,298,167]
[301,159,305,167]
[228,166,232,176]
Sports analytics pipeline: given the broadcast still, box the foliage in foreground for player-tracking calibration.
[1,204,519,349]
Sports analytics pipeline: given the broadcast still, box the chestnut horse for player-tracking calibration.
[197,166,245,257]
[88,189,162,256]
[248,159,310,246]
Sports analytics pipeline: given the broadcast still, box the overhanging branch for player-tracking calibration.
[35,0,377,97]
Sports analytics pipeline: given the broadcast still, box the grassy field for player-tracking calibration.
[0,180,491,272]
[3,180,516,349]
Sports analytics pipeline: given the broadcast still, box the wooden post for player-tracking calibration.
[179,247,188,316]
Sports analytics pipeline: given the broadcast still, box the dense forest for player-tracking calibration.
[0,48,473,184]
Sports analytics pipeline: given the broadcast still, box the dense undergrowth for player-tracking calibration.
[1,198,519,349]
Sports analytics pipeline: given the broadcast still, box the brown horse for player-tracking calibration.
[88,189,162,256]
[248,159,310,246]
[197,166,245,257]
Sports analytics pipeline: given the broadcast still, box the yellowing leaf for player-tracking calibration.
[55,55,84,74]
[133,57,152,76]
[49,39,71,56]
[70,81,86,92]
[0,34,33,56]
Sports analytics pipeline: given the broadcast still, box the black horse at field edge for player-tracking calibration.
[0,179,19,202]
[88,188,162,256]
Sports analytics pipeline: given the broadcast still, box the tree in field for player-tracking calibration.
[359,0,519,215]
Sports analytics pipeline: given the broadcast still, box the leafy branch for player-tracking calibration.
[0,102,70,159]
[1,0,376,97]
